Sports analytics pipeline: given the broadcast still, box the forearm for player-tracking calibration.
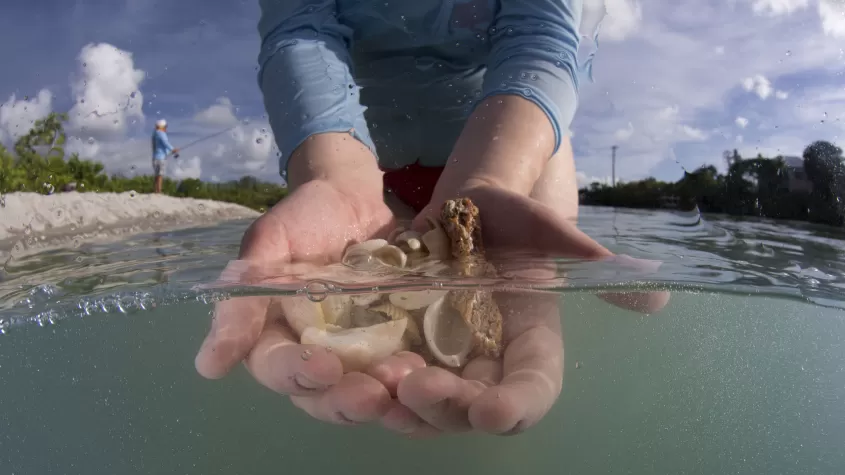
[431,95,555,201]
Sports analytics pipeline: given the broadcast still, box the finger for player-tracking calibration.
[366,351,428,397]
[598,290,671,314]
[596,255,671,313]
[195,295,273,379]
[290,372,392,425]
[397,366,487,432]
[466,292,563,435]
[380,400,442,438]
[243,322,344,396]
[469,325,563,435]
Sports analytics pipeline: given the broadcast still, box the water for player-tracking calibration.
[1,206,844,474]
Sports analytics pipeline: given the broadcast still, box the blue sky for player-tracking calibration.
[0,0,843,186]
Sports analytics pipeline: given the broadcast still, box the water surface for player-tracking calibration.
[1,206,844,474]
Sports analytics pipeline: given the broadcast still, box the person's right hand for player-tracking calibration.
[194,180,420,425]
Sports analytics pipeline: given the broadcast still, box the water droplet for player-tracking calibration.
[256,137,264,144]
[87,137,95,144]
[23,225,32,236]
[301,349,313,361]
[198,204,206,211]
[129,190,137,198]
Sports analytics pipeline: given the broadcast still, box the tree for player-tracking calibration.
[803,140,845,225]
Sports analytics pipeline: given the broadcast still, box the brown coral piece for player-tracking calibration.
[438,198,503,359]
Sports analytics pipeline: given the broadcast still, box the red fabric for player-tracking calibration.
[382,162,445,213]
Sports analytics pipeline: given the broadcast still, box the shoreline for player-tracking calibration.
[0,192,260,257]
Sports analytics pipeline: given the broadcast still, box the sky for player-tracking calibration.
[0,0,843,187]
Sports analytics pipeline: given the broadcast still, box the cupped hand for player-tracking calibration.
[194,180,421,425]
[378,184,670,437]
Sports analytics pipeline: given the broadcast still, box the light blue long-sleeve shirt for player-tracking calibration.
[151,129,174,161]
[257,0,588,175]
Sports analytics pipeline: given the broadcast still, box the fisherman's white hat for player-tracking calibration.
[155,119,167,128]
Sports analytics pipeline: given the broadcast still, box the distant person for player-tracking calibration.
[151,119,178,194]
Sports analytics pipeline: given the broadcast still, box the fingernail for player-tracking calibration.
[294,373,325,390]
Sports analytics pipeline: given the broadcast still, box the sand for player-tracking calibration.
[0,192,260,256]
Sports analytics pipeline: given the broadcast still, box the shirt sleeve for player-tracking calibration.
[480,0,583,156]
[256,0,375,176]
[161,132,174,154]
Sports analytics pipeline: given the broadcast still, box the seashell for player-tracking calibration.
[421,226,451,260]
[370,302,422,345]
[320,295,352,328]
[395,230,423,253]
[280,297,326,335]
[422,295,474,368]
[342,239,388,267]
[388,290,448,311]
[351,293,382,307]
[372,244,408,268]
[351,305,387,327]
[300,319,409,373]
[387,226,406,244]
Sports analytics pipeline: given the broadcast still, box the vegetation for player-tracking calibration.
[580,142,845,227]
[0,113,287,211]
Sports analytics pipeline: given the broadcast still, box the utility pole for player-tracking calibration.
[611,145,618,187]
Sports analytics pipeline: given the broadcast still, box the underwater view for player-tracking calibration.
[2,0,845,474]
[2,206,844,474]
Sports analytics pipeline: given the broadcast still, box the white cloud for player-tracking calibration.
[681,125,708,140]
[748,0,810,16]
[0,89,53,145]
[740,74,790,100]
[819,0,845,37]
[742,75,774,99]
[169,155,203,180]
[736,116,750,128]
[194,97,239,127]
[613,122,634,142]
[576,171,613,188]
[67,43,145,138]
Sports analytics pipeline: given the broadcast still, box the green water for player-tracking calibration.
[2,291,842,474]
[2,207,845,474]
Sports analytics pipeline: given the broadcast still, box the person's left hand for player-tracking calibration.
[371,184,670,437]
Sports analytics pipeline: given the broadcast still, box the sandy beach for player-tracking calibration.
[0,192,260,256]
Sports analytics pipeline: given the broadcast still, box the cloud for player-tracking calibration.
[194,97,239,127]
[740,74,789,100]
[735,116,749,128]
[747,0,810,16]
[67,43,145,138]
[819,0,845,37]
[613,122,635,142]
[0,89,53,145]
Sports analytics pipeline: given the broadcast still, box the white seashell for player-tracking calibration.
[300,319,409,373]
[422,295,474,368]
[388,290,448,311]
[422,226,451,260]
[372,244,408,268]
[350,293,382,307]
[395,230,423,252]
[342,239,388,267]
[370,302,422,345]
[280,297,326,335]
[320,295,352,328]
[387,227,406,244]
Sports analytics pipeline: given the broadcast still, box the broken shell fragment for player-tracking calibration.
[421,226,451,260]
[350,293,382,307]
[300,319,409,373]
[395,230,423,253]
[320,295,352,328]
[351,305,387,327]
[372,244,408,268]
[370,302,422,345]
[341,239,389,267]
[281,297,327,335]
[422,295,474,368]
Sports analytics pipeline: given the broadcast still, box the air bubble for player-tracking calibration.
[304,281,329,302]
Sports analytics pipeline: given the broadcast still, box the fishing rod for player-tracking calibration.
[170,125,238,159]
